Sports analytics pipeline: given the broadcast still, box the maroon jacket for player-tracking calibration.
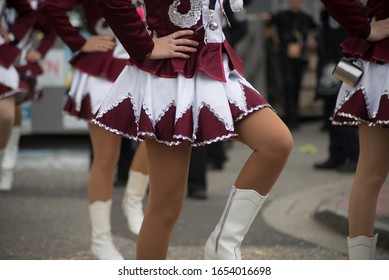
[41,0,128,81]
[321,0,389,62]
[33,2,56,57]
[15,1,57,76]
[0,0,35,68]
[94,0,243,82]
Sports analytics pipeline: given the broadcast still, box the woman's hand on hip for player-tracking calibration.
[81,35,116,53]
[367,17,389,42]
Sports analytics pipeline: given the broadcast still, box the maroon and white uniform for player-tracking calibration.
[41,0,129,120]
[14,0,56,103]
[322,0,389,128]
[92,0,271,146]
[0,0,35,100]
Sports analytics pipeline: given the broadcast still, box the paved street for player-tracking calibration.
[1,120,388,260]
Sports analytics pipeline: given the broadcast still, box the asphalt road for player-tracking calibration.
[1,120,388,260]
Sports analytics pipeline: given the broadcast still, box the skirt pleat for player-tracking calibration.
[93,55,272,146]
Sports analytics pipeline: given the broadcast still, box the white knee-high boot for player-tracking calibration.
[347,234,378,260]
[89,200,124,260]
[204,186,268,260]
[0,126,21,191]
[122,170,149,235]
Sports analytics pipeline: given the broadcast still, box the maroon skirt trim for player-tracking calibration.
[92,87,271,146]
[63,94,94,121]
[0,83,17,99]
[332,89,389,128]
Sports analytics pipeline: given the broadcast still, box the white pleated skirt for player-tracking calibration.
[64,70,114,120]
[93,54,272,146]
[333,60,389,127]
[0,64,19,99]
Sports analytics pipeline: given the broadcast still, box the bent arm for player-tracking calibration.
[40,0,86,53]
[95,0,154,60]
[321,0,370,38]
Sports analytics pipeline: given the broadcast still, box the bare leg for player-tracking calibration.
[234,108,293,195]
[0,96,15,149]
[131,141,148,175]
[0,105,22,191]
[88,123,121,203]
[205,108,293,259]
[136,138,191,259]
[348,125,389,238]
[87,123,122,260]
[14,105,22,126]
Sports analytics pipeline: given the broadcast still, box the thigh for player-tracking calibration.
[144,138,191,208]
[234,108,292,153]
[358,125,389,176]
[0,96,15,148]
[88,123,121,164]
[131,141,148,173]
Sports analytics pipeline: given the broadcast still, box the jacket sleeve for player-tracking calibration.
[34,3,57,57]
[8,0,35,42]
[94,0,154,60]
[40,0,86,53]
[321,0,371,38]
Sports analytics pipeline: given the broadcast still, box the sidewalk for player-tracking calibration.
[260,120,389,258]
[315,182,389,250]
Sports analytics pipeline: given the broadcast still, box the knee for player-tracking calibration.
[92,150,119,171]
[366,170,387,192]
[270,130,293,160]
[0,108,15,127]
[260,130,293,162]
[151,200,183,227]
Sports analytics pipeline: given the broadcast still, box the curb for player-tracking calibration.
[315,198,389,250]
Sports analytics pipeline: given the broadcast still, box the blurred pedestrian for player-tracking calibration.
[94,0,293,260]
[321,0,389,259]
[262,0,317,129]
[313,9,359,173]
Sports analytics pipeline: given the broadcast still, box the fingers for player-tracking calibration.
[100,35,115,41]
[170,37,198,58]
[96,42,115,51]
[82,35,116,52]
[172,30,195,38]
[173,37,199,47]
[97,37,116,50]
[149,30,200,59]
[170,47,197,59]
[368,17,389,42]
